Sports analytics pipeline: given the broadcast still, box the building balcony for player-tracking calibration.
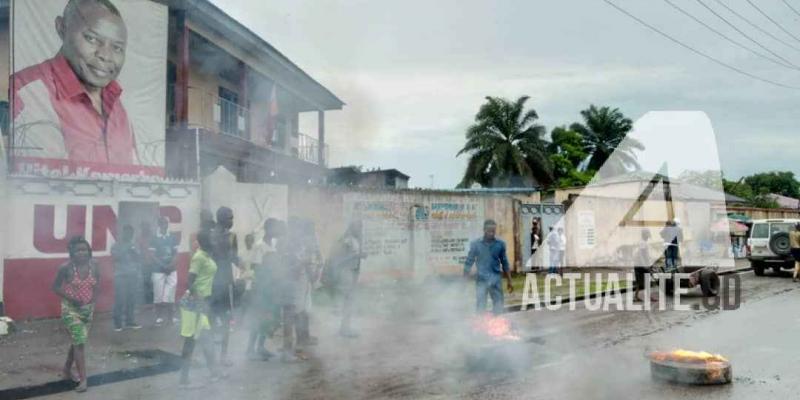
[187,86,249,139]
[166,89,330,183]
[295,133,329,167]
[178,86,328,167]
[165,126,329,184]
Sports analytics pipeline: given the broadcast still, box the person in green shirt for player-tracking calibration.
[178,231,223,388]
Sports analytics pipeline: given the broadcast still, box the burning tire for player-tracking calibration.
[649,350,731,385]
[465,315,531,373]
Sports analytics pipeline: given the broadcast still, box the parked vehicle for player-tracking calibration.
[746,219,800,276]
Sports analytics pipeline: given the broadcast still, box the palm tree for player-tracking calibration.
[570,105,643,176]
[456,96,553,188]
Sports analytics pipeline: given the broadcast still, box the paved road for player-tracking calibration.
[470,271,800,400]
[9,269,799,400]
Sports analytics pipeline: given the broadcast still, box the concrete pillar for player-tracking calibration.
[317,110,325,166]
[174,11,189,126]
[238,62,249,139]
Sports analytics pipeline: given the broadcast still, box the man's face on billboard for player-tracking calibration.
[56,1,127,91]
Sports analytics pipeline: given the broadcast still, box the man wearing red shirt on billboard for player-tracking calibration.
[11,0,150,175]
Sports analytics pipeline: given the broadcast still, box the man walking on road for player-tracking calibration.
[791,223,800,282]
[661,219,682,270]
[327,220,366,338]
[464,219,514,315]
[557,227,566,276]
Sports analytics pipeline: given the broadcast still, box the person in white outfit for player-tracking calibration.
[150,217,177,326]
[546,227,561,275]
[558,227,566,276]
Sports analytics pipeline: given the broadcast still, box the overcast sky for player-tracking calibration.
[212,0,800,188]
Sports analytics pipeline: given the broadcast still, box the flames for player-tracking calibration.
[471,314,521,341]
[650,349,728,366]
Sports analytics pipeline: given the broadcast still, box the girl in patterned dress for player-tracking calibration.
[52,236,100,393]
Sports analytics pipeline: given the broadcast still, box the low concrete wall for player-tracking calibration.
[289,187,530,281]
[727,206,800,220]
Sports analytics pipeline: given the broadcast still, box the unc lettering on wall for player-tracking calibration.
[32,204,182,255]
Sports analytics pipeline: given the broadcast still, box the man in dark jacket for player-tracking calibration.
[210,206,238,365]
[111,225,141,331]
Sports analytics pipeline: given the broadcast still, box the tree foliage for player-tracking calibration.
[456,96,553,188]
[454,97,795,211]
[570,105,643,176]
[548,126,593,188]
[743,171,799,198]
[457,100,646,189]
[723,178,780,209]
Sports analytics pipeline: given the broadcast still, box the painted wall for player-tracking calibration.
[2,177,200,319]
[288,187,524,282]
[201,166,288,242]
[560,195,718,267]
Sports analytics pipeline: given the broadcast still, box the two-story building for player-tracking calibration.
[0,0,344,319]
[0,0,344,184]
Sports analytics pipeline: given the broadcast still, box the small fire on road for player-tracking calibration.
[465,314,527,373]
[649,349,732,385]
[471,314,521,341]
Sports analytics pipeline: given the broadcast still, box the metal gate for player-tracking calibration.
[519,203,564,268]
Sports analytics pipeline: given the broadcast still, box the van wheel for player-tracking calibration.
[752,262,765,276]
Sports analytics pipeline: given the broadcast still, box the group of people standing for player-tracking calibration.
[109,217,178,331]
[51,217,177,392]
[177,208,367,388]
[50,206,367,393]
[526,218,566,275]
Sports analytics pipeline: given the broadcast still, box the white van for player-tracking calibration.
[747,218,800,276]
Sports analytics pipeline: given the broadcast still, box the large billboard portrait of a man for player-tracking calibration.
[11,0,168,177]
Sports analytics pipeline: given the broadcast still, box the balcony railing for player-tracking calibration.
[171,85,329,167]
[188,86,249,139]
[296,133,329,166]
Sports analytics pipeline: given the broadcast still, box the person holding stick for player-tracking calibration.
[178,231,224,388]
[210,206,238,366]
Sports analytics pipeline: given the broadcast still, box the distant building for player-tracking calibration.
[328,167,410,189]
[766,193,800,209]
